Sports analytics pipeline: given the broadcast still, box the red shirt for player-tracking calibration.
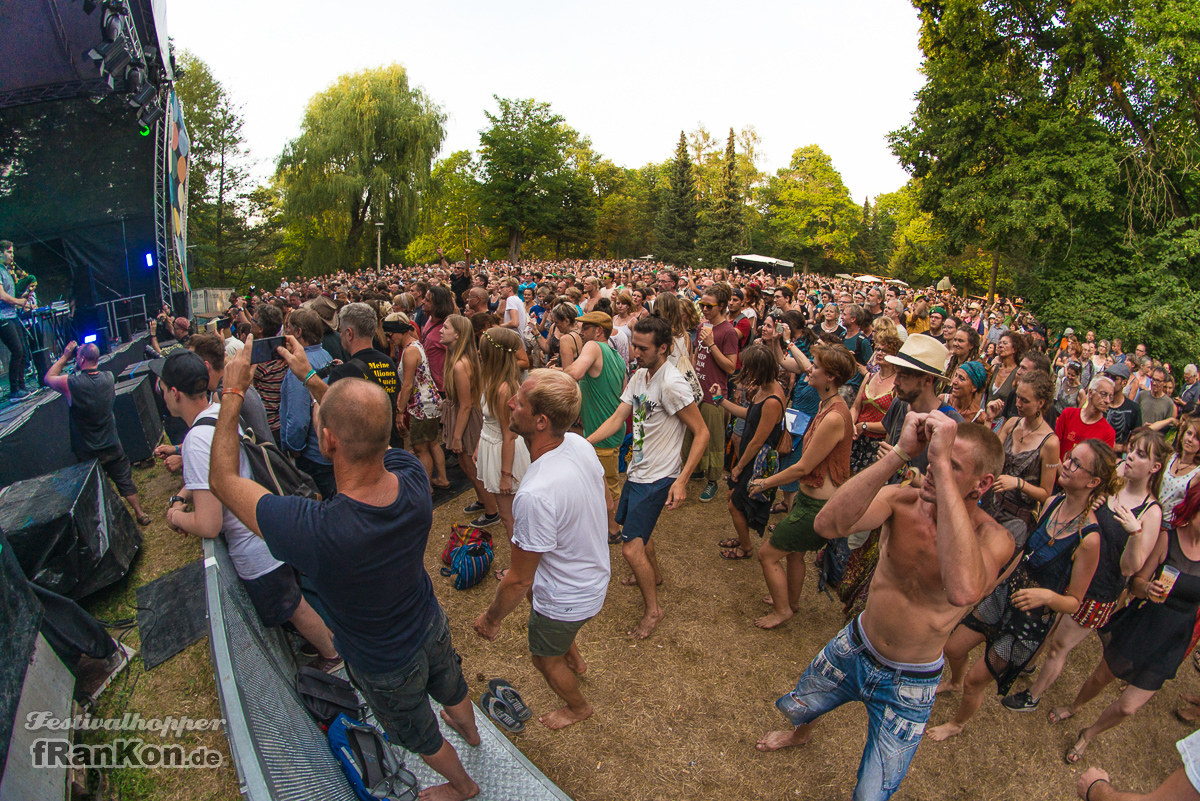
[420,318,447,392]
[1054,406,1116,461]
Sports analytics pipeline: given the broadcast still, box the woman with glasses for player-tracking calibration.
[927,439,1115,742]
[1055,481,1200,763]
[1003,429,1168,714]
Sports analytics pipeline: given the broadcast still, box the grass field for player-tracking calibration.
[79,462,1198,800]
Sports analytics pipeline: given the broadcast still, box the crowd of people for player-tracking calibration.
[43,253,1200,801]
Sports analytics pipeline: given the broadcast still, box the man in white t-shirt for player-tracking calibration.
[499,278,527,334]
[587,315,708,640]
[475,370,610,730]
[152,350,340,671]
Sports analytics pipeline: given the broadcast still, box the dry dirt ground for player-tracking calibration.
[89,463,1198,800]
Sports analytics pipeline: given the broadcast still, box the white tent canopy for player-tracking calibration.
[732,254,795,269]
[854,274,883,283]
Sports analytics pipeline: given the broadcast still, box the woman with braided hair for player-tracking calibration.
[476,327,531,563]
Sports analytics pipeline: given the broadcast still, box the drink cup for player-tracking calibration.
[1158,564,1181,596]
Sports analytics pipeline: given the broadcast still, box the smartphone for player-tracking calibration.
[775,323,786,335]
[250,335,284,364]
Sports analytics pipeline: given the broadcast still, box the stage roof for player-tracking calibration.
[0,0,171,109]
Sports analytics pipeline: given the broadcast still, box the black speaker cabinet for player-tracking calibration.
[113,375,162,462]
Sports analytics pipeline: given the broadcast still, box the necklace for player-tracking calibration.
[1047,498,1088,541]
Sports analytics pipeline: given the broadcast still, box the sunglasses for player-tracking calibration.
[698,302,717,309]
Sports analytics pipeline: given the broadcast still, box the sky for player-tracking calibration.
[166,0,925,203]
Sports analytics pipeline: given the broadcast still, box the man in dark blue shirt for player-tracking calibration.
[209,336,480,801]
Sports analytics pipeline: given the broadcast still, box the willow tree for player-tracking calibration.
[277,65,444,272]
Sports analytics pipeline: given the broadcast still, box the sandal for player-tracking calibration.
[720,546,753,560]
[1047,706,1074,725]
[495,568,508,582]
[608,530,622,545]
[1064,730,1088,765]
[770,502,789,514]
[717,538,741,549]
[136,513,151,526]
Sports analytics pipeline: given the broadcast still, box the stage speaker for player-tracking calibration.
[171,290,190,318]
[0,534,42,773]
[0,460,142,600]
[0,391,78,488]
[117,317,132,342]
[114,375,162,462]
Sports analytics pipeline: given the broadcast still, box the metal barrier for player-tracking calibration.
[202,536,574,801]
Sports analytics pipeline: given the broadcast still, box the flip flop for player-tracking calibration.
[488,679,532,722]
[479,691,524,733]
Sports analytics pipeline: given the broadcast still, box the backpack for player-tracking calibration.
[327,714,419,801]
[440,524,490,565]
[440,537,494,591]
[192,417,320,499]
[295,667,362,730]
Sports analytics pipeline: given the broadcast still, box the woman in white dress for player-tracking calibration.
[1162,417,1200,526]
[476,327,531,577]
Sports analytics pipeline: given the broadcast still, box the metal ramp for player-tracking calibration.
[202,537,571,801]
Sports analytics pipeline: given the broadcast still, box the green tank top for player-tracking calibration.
[580,342,626,448]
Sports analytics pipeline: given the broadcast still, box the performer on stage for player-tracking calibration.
[0,240,33,401]
[44,340,152,526]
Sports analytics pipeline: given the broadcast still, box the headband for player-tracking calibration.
[382,320,412,334]
[482,330,515,354]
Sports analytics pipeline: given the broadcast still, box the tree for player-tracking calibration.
[405,150,485,264]
[478,97,580,262]
[277,64,444,273]
[760,145,860,273]
[174,51,257,287]
[656,132,699,266]
[697,129,742,268]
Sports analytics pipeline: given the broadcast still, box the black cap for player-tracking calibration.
[148,350,210,395]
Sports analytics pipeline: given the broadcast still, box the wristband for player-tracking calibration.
[222,388,244,399]
[1086,778,1108,801]
[892,445,912,463]
[712,394,724,403]
[303,369,317,384]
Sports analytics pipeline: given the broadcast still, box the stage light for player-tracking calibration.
[145,253,154,268]
[137,100,164,130]
[83,334,98,345]
[101,7,122,42]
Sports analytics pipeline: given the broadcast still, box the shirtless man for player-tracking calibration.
[756,412,1013,801]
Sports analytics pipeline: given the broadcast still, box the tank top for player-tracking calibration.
[1022,495,1098,594]
[1084,504,1131,603]
[402,341,442,420]
[1159,528,1200,613]
[579,342,625,448]
[1161,455,1200,525]
[981,426,1052,528]
[745,393,784,451]
[800,396,852,489]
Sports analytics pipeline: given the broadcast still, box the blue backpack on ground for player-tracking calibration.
[327,714,418,801]
[440,537,494,590]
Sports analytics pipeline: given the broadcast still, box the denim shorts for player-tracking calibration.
[775,616,943,801]
[616,476,674,542]
[346,605,469,756]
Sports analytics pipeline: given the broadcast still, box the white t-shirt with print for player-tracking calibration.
[621,361,693,484]
[512,433,610,621]
[182,404,283,580]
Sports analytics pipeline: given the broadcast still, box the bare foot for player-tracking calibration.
[629,608,665,639]
[418,780,479,801]
[755,728,811,751]
[761,596,799,612]
[1047,706,1074,725]
[935,677,962,695]
[621,574,662,587]
[439,709,481,747]
[926,722,963,742]
[565,652,588,676]
[754,609,794,629]
[539,703,593,730]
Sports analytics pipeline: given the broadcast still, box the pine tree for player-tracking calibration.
[697,128,742,269]
[655,132,699,266]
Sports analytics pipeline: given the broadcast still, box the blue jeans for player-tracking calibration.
[775,616,942,801]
